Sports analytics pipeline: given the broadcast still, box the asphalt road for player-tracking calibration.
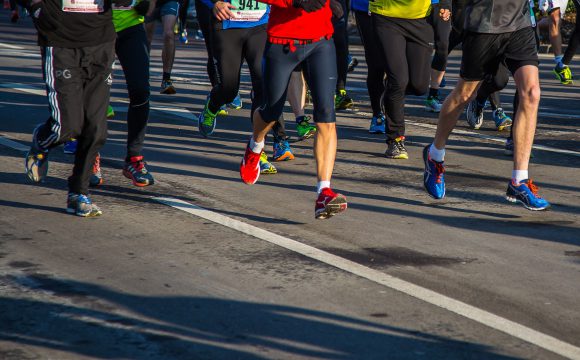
[0,13,579,360]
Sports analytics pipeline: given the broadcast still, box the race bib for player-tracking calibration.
[62,0,105,13]
[112,0,137,10]
[230,0,266,22]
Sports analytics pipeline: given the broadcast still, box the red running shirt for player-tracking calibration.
[261,0,334,41]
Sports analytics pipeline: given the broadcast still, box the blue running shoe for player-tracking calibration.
[67,193,103,217]
[423,145,445,199]
[259,151,277,174]
[506,179,550,211]
[273,140,294,161]
[198,97,218,137]
[492,108,512,131]
[25,125,49,183]
[228,92,242,110]
[369,113,386,134]
[63,139,77,154]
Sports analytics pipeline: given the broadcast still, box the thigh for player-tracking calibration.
[373,15,409,85]
[355,11,384,70]
[161,1,179,31]
[406,20,433,93]
[116,25,150,93]
[243,26,267,90]
[304,39,337,123]
[259,43,298,122]
[213,27,244,86]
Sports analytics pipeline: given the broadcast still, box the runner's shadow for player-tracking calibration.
[0,275,522,360]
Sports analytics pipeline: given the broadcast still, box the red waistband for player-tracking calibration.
[268,34,332,52]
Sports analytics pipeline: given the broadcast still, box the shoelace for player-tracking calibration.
[130,160,145,173]
[525,179,541,198]
[434,162,445,184]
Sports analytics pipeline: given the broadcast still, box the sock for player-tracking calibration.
[296,115,305,124]
[429,143,445,162]
[512,170,528,184]
[429,87,439,98]
[554,55,564,69]
[317,181,331,194]
[249,137,264,154]
[163,72,171,81]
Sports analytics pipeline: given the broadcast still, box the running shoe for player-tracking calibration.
[492,108,513,131]
[296,116,317,139]
[553,65,573,85]
[439,76,447,88]
[10,9,18,22]
[123,155,155,187]
[466,99,484,130]
[347,56,359,73]
[195,30,204,40]
[273,140,294,161]
[25,125,49,183]
[315,187,347,220]
[506,179,550,211]
[335,89,354,110]
[179,29,188,44]
[63,139,77,155]
[217,105,228,116]
[504,138,514,156]
[306,89,313,105]
[425,95,443,113]
[369,113,386,134]
[422,145,445,199]
[385,136,408,159]
[227,92,242,110]
[160,79,176,94]
[259,152,277,174]
[66,193,103,217]
[107,105,115,118]
[240,144,261,184]
[89,153,103,187]
[198,98,218,137]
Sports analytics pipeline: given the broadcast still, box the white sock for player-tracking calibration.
[317,181,331,194]
[555,55,564,68]
[512,170,528,184]
[249,137,264,154]
[429,143,445,162]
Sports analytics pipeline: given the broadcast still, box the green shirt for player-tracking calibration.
[112,1,144,33]
[370,0,431,19]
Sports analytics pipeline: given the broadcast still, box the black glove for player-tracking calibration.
[292,0,326,13]
[134,0,150,15]
[113,0,133,7]
[30,2,57,32]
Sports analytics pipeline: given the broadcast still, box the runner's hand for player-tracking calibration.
[438,8,451,21]
[329,0,343,18]
[292,0,326,13]
[436,0,451,21]
[213,1,236,21]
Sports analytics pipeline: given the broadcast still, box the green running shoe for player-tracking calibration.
[296,116,317,139]
[553,65,573,85]
[198,98,218,137]
[259,151,277,174]
[106,105,115,118]
[335,89,354,110]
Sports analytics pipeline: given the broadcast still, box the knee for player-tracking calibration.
[407,81,429,96]
[386,78,409,94]
[129,86,150,107]
[519,84,541,105]
[163,31,175,42]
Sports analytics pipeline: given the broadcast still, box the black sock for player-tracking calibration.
[429,88,439,98]
[296,115,305,124]
[163,72,171,81]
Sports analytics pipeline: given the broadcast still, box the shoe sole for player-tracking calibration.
[315,196,348,220]
[385,153,409,160]
[506,196,550,211]
[160,87,176,95]
[123,170,154,187]
[273,153,294,162]
[496,119,513,132]
[25,154,48,183]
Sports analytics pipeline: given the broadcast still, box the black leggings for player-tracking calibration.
[179,0,189,32]
[429,7,452,72]
[195,0,218,86]
[563,0,580,65]
[333,0,349,92]
[373,14,432,141]
[355,10,385,116]
[116,24,151,160]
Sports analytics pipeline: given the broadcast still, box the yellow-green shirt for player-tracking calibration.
[113,2,144,33]
[369,0,432,19]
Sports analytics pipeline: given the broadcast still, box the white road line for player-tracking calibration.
[0,136,29,152]
[0,83,45,96]
[0,42,24,49]
[154,197,580,360]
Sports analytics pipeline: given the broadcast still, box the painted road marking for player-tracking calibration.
[0,42,24,50]
[153,197,580,360]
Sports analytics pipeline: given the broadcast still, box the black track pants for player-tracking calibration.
[195,0,218,86]
[116,24,151,160]
[355,10,385,116]
[37,42,115,194]
[429,8,451,72]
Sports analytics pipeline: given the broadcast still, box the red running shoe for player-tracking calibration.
[315,188,347,219]
[240,144,261,184]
